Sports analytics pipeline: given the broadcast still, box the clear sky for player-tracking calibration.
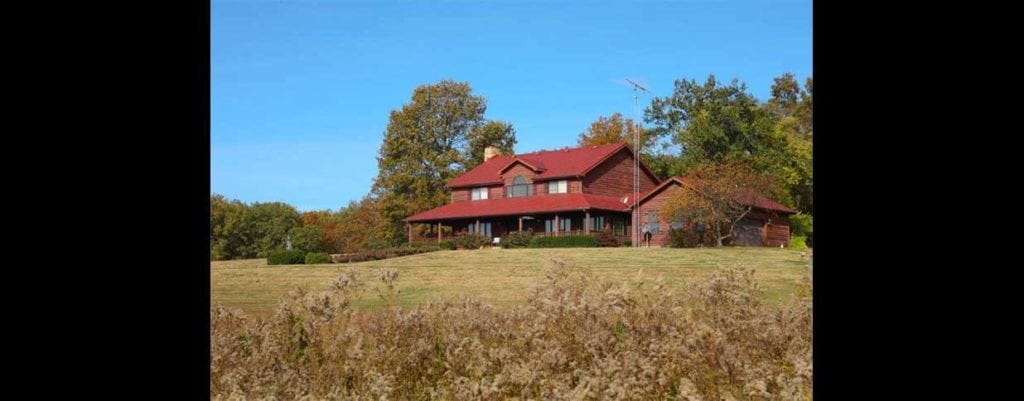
[212,0,812,211]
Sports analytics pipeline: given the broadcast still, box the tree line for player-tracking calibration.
[212,74,812,259]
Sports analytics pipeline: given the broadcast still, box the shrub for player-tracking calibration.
[666,227,716,248]
[501,231,533,248]
[788,235,808,250]
[402,242,438,249]
[789,213,813,247]
[267,249,305,265]
[592,231,620,247]
[334,246,440,264]
[438,240,455,250]
[622,240,632,247]
[454,234,489,250]
[528,235,598,248]
[304,252,330,264]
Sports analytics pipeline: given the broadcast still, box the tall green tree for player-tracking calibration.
[209,195,300,259]
[768,73,813,140]
[645,74,811,212]
[211,194,250,260]
[372,80,514,244]
[465,120,517,169]
[766,74,813,212]
[247,202,300,257]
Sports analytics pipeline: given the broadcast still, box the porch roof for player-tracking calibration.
[404,193,631,222]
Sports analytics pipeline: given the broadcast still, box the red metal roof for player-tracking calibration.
[446,143,659,188]
[404,193,631,222]
[630,177,796,214]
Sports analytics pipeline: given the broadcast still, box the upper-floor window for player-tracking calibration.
[548,180,568,194]
[471,187,489,200]
[508,175,531,198]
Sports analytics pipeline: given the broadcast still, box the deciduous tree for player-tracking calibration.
[660,161,781,247]
[465,120,516,169]
[372,80,514,244]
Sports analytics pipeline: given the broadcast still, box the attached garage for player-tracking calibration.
[635,177,798,247]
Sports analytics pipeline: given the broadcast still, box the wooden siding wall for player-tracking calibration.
[637,183,793,247]
[583,149,659,197]
[489,186,504,199]
[501,164,537,185]
[452,186,504,202]
[747,209,791,247]
[569,179,582,193]
[636,183,681,246]
[451,188,469,202]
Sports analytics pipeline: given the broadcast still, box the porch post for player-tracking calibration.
[437,222,442,243]
[519,216,523,233]
[555,214,560,237]
[476,218,480,236]
[584,210,590,234]
[408,223,413,243]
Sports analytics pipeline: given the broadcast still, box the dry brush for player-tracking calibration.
[212,258,811,400]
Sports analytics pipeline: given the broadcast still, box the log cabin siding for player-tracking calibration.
[451,188,469,202]
[635,182,793,247]
[583,150,659,197]
[636,183,681,246]
[489,186,504,200]
[501,164,537,185]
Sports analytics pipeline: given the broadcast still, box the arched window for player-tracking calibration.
[509,175,531,197]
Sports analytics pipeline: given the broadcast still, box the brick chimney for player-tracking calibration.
[484,146,500,161]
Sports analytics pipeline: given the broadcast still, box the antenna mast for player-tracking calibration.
[624,78,648,248]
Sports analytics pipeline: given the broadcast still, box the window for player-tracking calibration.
[560,217,572,232]
[548,180,568,194]
[471,187,488,200]
[590,216,605,231]
[613,218,626,236]
[509,175,530,198]
[468,222,492,237]
[544,218,571,232]
[670,216,685,230]
[647,210,660,234]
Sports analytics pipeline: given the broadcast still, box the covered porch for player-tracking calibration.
[407,210,632,245]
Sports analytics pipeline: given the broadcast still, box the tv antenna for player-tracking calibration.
[624,78,648,248]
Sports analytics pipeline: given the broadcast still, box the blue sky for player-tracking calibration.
[212,0,811,211]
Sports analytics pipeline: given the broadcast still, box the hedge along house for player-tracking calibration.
[404,142,795,247]
[630,177,797,247]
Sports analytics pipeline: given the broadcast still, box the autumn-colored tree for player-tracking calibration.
[372,80,515,244]
[577,112,654,149]
[334,196,390,252]
[660,161,781,247]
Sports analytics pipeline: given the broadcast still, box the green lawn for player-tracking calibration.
[212,247,812,316]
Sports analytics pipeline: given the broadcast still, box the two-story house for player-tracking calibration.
[404,142,795,247]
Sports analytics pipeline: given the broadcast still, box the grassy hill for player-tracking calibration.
[212,247,811,316]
